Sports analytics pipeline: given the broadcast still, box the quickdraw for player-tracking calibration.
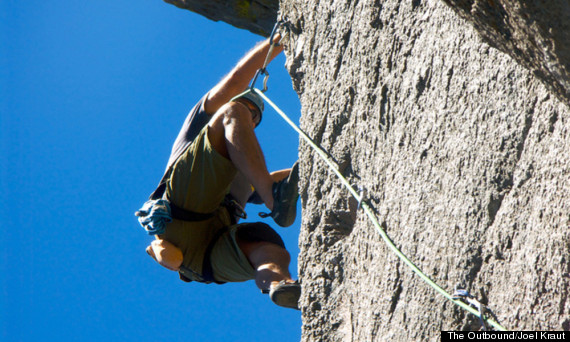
[249,20,290,93]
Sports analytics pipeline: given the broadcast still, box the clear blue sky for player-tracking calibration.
[1,1,303,341]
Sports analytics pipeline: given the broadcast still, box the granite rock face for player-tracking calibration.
[164,0,278,36]
[441,0,570,107]
[279,0,570,339]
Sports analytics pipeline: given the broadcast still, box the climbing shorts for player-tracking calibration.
[210,222,286,283]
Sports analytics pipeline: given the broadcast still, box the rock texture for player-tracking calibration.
[441,0,570,107]
[166,0,569,106]
[164,0,278,36]
[280,0,570,339]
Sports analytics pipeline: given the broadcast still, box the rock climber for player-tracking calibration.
[136,31,301,310]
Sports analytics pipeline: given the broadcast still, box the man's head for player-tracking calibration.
[231,90,264,127]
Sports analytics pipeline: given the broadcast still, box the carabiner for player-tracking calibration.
[250,68,269,92]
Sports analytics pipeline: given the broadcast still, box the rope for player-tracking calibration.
[254,87,508,331]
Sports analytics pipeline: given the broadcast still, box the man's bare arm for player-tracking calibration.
[204,34,284,115]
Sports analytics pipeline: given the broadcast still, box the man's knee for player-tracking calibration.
[235,221,289,268]
[242,240,290,268]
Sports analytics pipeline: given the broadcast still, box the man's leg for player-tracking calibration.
[208,101,275,210]
[238,238,301,310]
[237,239,294,291]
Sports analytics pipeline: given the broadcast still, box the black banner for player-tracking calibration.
[441,331,568,342]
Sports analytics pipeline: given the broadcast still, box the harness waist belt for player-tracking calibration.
[169,201,215,221]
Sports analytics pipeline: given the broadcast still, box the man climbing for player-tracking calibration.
[136,30,301,310]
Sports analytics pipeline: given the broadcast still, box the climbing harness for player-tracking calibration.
[249,20,507,329]
[136,134,246,236]
[137,161,245,284]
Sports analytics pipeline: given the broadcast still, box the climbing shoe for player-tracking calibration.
[259,161,299,227]
[269,280,301,310]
